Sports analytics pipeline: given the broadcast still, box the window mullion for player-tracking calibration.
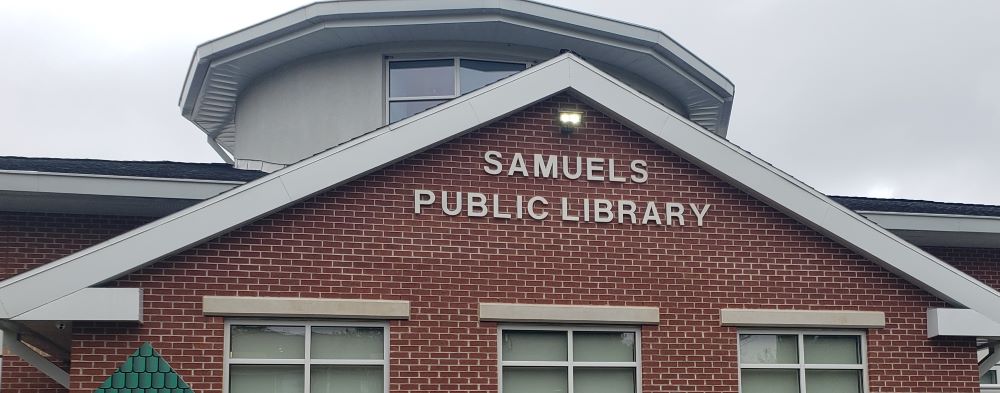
[798,334,806,393]
[567,330,574,393]
[304,322,312,393]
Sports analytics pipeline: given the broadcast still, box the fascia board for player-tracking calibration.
[861,211,1000,234]
[560,58,1000,323]
[928,308,1000,338]
[0,170,242,200]
[13,288,142,322]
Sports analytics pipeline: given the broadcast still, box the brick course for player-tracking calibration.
[43,95,982,392]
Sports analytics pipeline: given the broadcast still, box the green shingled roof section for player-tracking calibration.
[95,342,194,393]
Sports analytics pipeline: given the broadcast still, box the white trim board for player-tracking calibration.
[0,170,243,199]
[928,308,1000,339]
[2,54,1000,335]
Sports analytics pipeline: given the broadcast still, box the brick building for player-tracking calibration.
[3,1,1000,393]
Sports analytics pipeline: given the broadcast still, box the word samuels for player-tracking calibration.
[483,151,648,183]
[414,191,711,226]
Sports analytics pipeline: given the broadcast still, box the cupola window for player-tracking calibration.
[387,57,528,122]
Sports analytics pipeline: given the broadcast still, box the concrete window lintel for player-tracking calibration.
[720,309,885,329]
[479,303,660,325]
[202,296,410,319]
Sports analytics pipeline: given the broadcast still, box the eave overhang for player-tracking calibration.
[860,211,1000,248]
[180,0,735,150]
[0,170,244,216]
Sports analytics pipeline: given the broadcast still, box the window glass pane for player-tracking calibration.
[573,332,635,362]
[502,367,567,393]
[312,327,384,360]
[982,370,998,385]
[231,325,305,359]
[740,369,798,393]
[739,334,798,364]
[230,365,304,393]
[459,60,526,94]
[573,367,635,393]
[311,365,383,393]
[805,369,862,393]
[502,331,568,361]
[388,100,447,123]
[804,335,860,364]
[388,59,454,98]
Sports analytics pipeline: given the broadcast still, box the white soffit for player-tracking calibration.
[3,54,1000,330]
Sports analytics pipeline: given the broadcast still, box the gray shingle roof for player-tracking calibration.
[830,196,1000,217]
[0,156,265,182]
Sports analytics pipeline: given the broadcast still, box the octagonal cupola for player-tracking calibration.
[180,0,734,171]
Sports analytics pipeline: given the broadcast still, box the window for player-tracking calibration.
[387,57,528,122]
[499,326,640,393]
[738,330,866,393]
[225,321,387,393]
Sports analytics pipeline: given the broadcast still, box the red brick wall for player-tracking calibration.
[926,246,1000,290]
[0,212,152,393]
[68,95,979,392]
[0,212,152,281]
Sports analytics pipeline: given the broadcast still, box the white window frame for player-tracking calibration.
[984,366,1000,389]
[223,319,389,393]
[384,56,532,123]
[736,329,868,393]
[498,324,642,393]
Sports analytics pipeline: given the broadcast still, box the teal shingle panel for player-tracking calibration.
[93,343,195,393]
[112,372,125,388]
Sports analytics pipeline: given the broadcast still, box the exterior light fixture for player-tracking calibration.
[559,111,582,134]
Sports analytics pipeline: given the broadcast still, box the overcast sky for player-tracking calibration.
[1,0,998,204]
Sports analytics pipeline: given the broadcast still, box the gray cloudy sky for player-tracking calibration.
[1,0,998,204]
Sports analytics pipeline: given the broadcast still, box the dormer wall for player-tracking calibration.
[231,42,689,171]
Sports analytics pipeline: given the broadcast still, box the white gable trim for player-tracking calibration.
[2,54,1000,331]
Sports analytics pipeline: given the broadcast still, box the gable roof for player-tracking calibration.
[2,53,1000,327]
